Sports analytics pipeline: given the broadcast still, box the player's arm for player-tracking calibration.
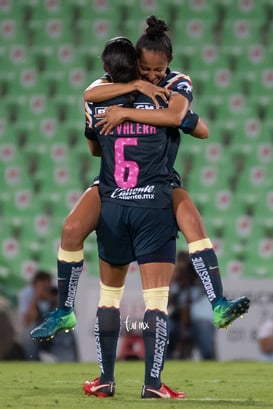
[94,74,195,134]
[95,92,189,134]
[93,96,208,138]
[87,139,102,157]
[84,102,102,157]
[85,122,102,156]
[191,117,209,139]
[181,110,209,139]
[84,78,169,107]
[165,73,209,139]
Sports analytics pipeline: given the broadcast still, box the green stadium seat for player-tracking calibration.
[221,118,262,146]
[0,54,16,99]
[203,92,256,122]
[243,218,272,277]
[0,232,30,296]
[125,0,173,19]
[0,18,28,44]
[221,0,269,21]
[5,67,51,105]
[253,189,273,220]
[220,18,263,46]
[186,159,233,197]
[47,189,83,217]
[0,187,40,236]
[29,45,70,82]
[175,0,216,20]
[183,44,232,78]
[50,71,87,103]
[0,0,14,17]
[122,0,177,40]
[247,67,273,101]
[21,0,70,21]
[172,18,216,48]
[193,69,244,99]
[235,164,271,198]
[0,162,33,194]
[234,44,270,73]
[29,17,75,45]
[206,118,235,148]
[76,17,119,51]
[90,0,123,16]
[35,234,61,274]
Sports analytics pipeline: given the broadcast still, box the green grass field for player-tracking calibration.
[0,361,272,409]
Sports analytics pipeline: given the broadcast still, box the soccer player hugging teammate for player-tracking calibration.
[30,16,250,398]
[85,15,250,331]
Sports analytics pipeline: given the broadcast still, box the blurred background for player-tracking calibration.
[0,0,273,361]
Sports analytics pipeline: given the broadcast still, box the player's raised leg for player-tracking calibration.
[30,187,100,340]
[173,188,250,329]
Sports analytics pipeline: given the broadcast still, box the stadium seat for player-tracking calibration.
[0,17,28,45]
[172,18,216,48]
[76,17,119,50]
[221,0,269,21]
[176,0,216,20]
[185,44,232,78]
[220,18,263,46]
[243,218,273,277]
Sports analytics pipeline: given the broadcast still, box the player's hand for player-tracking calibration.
[95,105,124,135]
[135,79,170,107]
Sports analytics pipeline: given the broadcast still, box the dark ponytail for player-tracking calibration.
[135,16,173,62]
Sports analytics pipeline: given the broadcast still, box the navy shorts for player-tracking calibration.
[96,202,178,266]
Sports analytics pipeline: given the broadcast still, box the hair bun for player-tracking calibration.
[145,15,169,37]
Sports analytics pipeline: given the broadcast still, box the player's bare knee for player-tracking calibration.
[61,220,84,248]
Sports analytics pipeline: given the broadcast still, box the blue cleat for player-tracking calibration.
[213,296,250,329]
[30,308,76,340]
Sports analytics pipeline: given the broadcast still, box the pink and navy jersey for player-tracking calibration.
[158,69,193,169]
[85,93,173,208]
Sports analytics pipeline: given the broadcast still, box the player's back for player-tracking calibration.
[86,93,172,208]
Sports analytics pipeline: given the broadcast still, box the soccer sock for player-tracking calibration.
[95,307,121,383]
[142,309,169,389]
[142,287,169,389]
[188,239,223,307]
[95,283,124,383]
[57,247,84,311]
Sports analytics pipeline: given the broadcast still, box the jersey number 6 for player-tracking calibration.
[114,138,140,188]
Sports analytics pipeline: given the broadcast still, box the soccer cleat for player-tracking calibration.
[30,308,76,340]
[213,296,250,329]
[141,383,186,399]
[83,377,115,398]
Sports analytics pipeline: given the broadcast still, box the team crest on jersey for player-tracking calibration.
[164,71,193,102]
[176,81,192,94]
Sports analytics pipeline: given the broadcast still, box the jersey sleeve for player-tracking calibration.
[84,102,98,141]
[165,73,193,103]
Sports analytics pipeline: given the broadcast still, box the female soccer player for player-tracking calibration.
[83,37,187,398]
[84,16,250,329]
